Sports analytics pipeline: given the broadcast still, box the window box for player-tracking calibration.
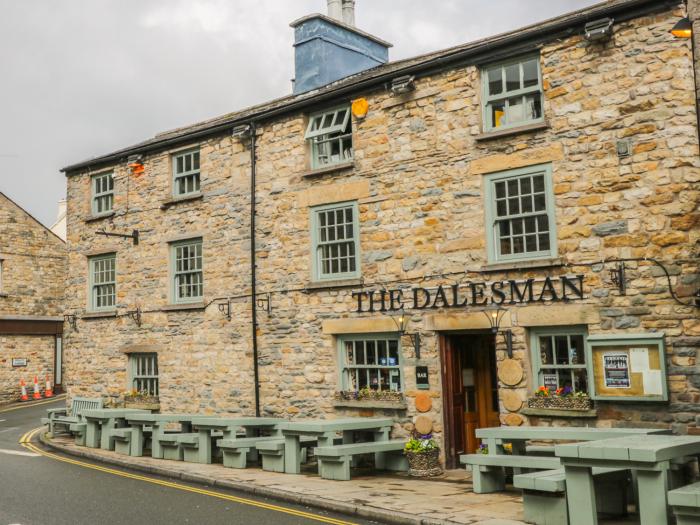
[521,407,597,418]
[124,396,160,411]
[527,395,593,411]
[335,389,404,403]
[332,400,407,410]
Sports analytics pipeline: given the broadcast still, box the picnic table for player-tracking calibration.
[555,434,700,525]
[277,417,393,474]
[188,417,283,464]
[464,426,671,493]
[124,413,197,458]
[81,409,150,450]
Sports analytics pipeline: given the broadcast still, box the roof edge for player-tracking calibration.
[0,192,67,244]
[289,13,394,48]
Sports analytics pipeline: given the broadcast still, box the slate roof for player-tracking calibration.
[62,0,673,173]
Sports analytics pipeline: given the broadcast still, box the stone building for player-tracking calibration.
[0,192,66,404]
[62,0,699,467]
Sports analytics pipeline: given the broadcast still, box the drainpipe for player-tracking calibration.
[249,122,261,417]
[687,0,700,148]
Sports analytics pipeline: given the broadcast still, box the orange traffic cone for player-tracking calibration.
[19,379,29,401]
[32,376,42,400]
[44,375,54,398]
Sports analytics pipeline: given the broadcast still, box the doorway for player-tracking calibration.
[439,333,500,468]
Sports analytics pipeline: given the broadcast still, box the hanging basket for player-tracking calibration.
[405,448,443,477]
[527,396,592,411]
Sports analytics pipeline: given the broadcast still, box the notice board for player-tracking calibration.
[588,333,667,401]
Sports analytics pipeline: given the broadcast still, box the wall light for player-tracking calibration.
[671,17,692,39]
[389,307,420,359]
[483,303,513,358]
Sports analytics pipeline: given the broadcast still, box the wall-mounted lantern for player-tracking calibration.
[389,307,421,359]
[483,303,513,358]
[671,17,692,39]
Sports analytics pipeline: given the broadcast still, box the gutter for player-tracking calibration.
[61,0,674,174]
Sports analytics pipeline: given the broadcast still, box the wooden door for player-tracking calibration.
[462,336,500,454]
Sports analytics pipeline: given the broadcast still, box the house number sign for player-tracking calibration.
[351,275,585,313]
[11,358,27,367]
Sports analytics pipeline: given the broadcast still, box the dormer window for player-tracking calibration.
[482,56,543,132]
[305,106,353,169]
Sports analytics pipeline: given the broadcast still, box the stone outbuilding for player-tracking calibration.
[61,0,699,467]
[0,192,66,403]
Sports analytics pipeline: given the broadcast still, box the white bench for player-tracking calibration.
[314,439,407,481]
[514,468,629,525]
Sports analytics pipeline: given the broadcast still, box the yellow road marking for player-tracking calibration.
[0,396,66,413]
[20,428,357,525]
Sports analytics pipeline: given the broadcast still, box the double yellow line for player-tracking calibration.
[19,428,357,525]
[0,395,66,413]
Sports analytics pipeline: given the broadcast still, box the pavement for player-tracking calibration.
[0,398,382,525]
[38,415,527,525]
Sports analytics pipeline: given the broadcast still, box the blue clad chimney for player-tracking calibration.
[291,1,392,94]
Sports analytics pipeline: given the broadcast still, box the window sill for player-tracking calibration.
[480,257,563,273]
[521,407,597,418]
[161,302,207,312]
[85,211,115,223]
[82,310,118,319]
[333,400,407,410]
[305,278,363,291]
[160,193,203,209]
[475,121,549,142]
[301,161,355,178]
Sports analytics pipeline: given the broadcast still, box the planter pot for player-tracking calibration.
[405,448,443,477]
[527,396,592,411]
[124,399,160,411]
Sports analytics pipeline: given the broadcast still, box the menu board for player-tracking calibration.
[589,334,667,401]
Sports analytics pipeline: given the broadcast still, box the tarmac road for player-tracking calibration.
[0,399,379,525]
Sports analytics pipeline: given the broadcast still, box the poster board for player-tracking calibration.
[588,333,667,401]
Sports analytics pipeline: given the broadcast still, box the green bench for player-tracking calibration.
[314,439,408,481]
[156,432,192,461]
[42,397,103,436]
[256,437,316,473]
[514,468,629,525]
[68,422,87,447]
[178,432,222,464]
[461,453,561,493]
[669,481,700,525]
[112,428,138,456]
[217,436,283,469]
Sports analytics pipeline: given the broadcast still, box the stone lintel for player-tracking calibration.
[120,344,165,354]
[469,143,564,175]
[425,312,511,331]
[297,180,370,208]
[322,317,398,334]
[515,304,598,327]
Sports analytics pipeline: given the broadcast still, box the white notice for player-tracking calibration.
[643,370,663,396]
[629,347,650,373]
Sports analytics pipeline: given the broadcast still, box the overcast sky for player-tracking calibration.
[0,0,599,227]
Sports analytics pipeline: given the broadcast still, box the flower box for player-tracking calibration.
[527,396,593,411]
[334,390,404,403]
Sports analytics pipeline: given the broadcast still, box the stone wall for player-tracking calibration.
[63,6,699,450]
[0,335,55,404]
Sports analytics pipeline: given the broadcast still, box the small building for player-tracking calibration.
[0,192,66,403]
[61,0,699,467]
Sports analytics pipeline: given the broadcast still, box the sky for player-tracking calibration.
[0,0,600,227]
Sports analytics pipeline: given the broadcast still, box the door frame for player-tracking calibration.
[439,330,496,469]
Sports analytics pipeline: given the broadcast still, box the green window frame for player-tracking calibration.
[481,55,543,132]
[172,149,201,197]
[310,201,360,281]
[305,105,353,169]
[337,334,402,392]
[91,172,114,215]
[484,163,557,264]
[529,326,589,394]
[128,352,159,396]
[170,238,203,303]
[89,253,116,312]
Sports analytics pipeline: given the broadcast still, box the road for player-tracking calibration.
[0,399,379,525]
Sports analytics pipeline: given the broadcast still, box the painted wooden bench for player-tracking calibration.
[217,436,284,469]
[514,467,629,525]
[112,428,137,456]
[155,432,195,461]
[42,397,103,435]
[256,437,317,473]
[669,481,700,525]
[68,422,87,447]
[314,439,408,481]
[460,453,561,493]
[178,432,222,463]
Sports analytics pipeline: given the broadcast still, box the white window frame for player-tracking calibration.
[310,201,360,282]
[305,106,353,169]
[170,238,203,303]
[338,334,403,392]
[481,55,544,132]
[172,149,201,197]
[484,163,557,264]
[129,353,159,396]
[89,253,116,312]
[91,172,114,216]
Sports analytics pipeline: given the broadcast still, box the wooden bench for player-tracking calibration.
[178,432,222,464]
[460,453,561,493]
[514,468,629,525]
[68,422,87,447]
[217,436,283,469]
[669,481,700,525]
[155,432,196,461]
[111,428,136,456]
[314,439,408,481]
[257,437,317,473]
[42,397,103,436]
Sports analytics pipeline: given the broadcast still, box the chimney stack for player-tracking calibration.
[327,0,342,21]
[327,0,355,26]
[341,0,355,26]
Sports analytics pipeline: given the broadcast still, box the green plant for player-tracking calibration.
[404,434,438,454]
